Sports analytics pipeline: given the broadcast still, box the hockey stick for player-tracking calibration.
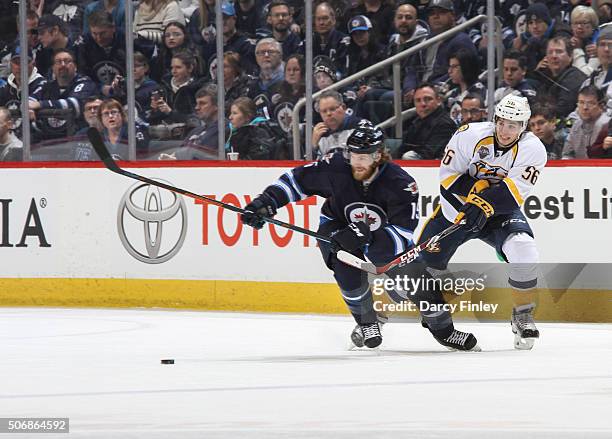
[335,221,464,275]
[87,127,338,244]
[88,128,461,275]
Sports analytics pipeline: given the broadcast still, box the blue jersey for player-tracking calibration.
[263,152,420,255]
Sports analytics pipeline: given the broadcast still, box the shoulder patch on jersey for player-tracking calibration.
[457,124,469,132]
[404,181,418,194]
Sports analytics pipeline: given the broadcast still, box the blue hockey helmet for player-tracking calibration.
[346,123,385,154]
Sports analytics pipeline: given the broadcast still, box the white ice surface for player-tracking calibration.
[1,308,612,438]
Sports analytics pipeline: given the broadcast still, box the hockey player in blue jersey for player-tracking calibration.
[241,123,479,351]
[417,94,547,350]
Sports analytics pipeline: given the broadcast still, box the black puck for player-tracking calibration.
[161,359,175,364]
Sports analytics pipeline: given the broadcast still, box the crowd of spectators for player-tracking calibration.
[2,0,612,161]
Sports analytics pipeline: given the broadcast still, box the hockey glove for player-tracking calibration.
[241,193,277,230]
[455,193,494,233]
[330,222,371,253]
[468,179,490,196]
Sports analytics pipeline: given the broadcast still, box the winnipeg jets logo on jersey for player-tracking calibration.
[345,203,385,231]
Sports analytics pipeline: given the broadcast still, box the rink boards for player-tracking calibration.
[0,161,611,321]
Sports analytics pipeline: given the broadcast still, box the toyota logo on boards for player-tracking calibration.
[117,181,188,263]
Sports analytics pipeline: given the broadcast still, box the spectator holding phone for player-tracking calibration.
[148,49,206,128]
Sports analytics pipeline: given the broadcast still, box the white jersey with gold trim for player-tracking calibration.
[438,122,547,222]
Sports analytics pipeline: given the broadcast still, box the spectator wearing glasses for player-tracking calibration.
[248,38,285,120]
[562,85,609,159]
[78,95,103,132]
[151,21,205,82]
[30,48,97,140]
[459,94,487,125]
[312,90,368,157]
[569,5,600,76]
[265,0,301,61]
[301,2,350,79]
[97,98,149,159]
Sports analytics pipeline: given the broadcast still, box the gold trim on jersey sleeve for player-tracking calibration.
[441,173,461,190]
[503,177,524,205]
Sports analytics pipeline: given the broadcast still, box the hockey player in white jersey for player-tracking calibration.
[417,94,547,350]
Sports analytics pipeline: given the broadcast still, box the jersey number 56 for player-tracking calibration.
[521,166,540,185]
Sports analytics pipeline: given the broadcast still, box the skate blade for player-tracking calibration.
[442,343,482,352]
[348,341,361,351]
[347,343,381,352]
[514,335,536,350]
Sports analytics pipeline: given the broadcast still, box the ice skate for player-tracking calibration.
[434,329,481,352]
[349,315,386,349]
[511,304,539,350]
[350,322,383,349]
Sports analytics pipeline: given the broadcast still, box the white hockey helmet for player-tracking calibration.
[494,94,531,132]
